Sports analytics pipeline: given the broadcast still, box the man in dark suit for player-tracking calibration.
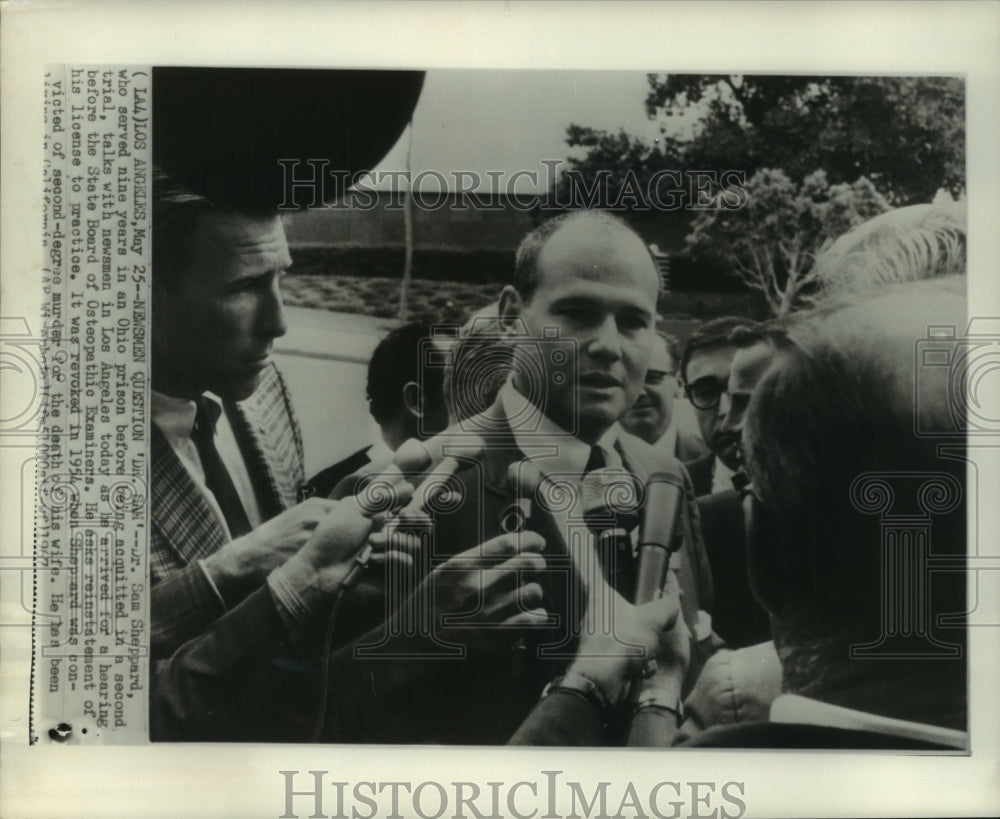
[148,177,554,741]
[376,210,715,744]
[694,322,780,648]
[680,317,757,496]
[511,277,968,750]
[306,321,450,497]
[621,331,709,464]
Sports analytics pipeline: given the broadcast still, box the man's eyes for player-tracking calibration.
[618,314,650,332]
[559,306,599,322]
[230,269,285,292]
[555,306,650,332]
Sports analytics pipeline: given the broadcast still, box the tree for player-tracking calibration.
[550,74,963,310]
[685,168,891,316]
[643,74,965,205]
[549,125,684,212]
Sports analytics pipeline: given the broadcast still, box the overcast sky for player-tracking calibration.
[366,69,669,193]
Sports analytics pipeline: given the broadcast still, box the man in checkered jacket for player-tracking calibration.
[145,176,417,746]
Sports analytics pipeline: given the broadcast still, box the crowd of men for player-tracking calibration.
[148,171,969,749]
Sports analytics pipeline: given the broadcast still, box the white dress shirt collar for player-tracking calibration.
[151,389,198,442]
[499,378,623,481]
[711,456,737,494]
[653,422,679,461]
[150,389,263,533]
[770,693,967,749]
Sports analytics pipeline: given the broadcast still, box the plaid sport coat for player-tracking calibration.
[149,363,305,659]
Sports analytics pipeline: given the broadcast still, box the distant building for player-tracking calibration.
[286,191,690,251]
[285,190,745,298]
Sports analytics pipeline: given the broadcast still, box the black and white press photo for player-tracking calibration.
[4,4,998,819]
[143,66,970,751]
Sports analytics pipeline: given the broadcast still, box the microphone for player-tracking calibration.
[392,430,486,518]
[499,460,538,534]
[580,467,642,530]
[633,468,686,605]
[581,468,642,595]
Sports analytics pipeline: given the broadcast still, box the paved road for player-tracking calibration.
[274,307,392,477]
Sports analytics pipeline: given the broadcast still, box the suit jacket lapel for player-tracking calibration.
[470,399,524,498]
[150,423,229,567]
[229,365,305,517]
[227,399,286,519]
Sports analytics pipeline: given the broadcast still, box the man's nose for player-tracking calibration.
[259,276,288,339]
[587,315,622,361]
[717,391,733,423]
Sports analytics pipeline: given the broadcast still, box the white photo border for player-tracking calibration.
[2,2,998,817]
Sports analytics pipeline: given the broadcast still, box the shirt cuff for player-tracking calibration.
[267,565,310,629]
[266,554,335,636]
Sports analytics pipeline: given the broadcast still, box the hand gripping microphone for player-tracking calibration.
[633,467,687,605]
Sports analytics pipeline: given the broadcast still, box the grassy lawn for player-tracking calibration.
[282,272,767,327]
[281,274,498,324]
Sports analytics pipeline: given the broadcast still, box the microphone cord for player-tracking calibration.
[310,542,373,743]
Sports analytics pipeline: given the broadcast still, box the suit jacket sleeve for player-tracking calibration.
[149,364,306,660]
[150,584,359,742]
[149,581,443,742]
[507,691,610,746]
[149,585,289,741]
[149,562,226,660]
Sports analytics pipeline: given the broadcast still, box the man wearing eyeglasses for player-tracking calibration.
[674,317,773,647]
[679,316,760,496]
[511,277,968,751]
[621,331,710,464]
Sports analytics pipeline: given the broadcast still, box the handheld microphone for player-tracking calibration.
[633,468,686,605]
[580,467,642,532]
[499,460,543,534]
[581,468,642,595]
[392,430,486,517]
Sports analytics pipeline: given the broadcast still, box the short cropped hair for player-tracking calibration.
[728,320,789,353]
[653,331,682,374]
[743,282,966,648]
[366,322,446,426]
[680,316,759,383]
[811,202,966,302]
[513,210,657,301]
[152,168,278,291]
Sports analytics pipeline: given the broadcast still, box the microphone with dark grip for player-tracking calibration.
[633,468,686,605]
[580,467,642,532]
[581,468,642,595]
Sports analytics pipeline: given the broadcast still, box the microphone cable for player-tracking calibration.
[311,542,374,742]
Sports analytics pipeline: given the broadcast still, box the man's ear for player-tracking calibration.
[498,285,524,336]
[402,381,423,418]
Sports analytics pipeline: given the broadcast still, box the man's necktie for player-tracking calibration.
[192,396,253,539]
[582,445,637,595]
[584,445,605,474]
